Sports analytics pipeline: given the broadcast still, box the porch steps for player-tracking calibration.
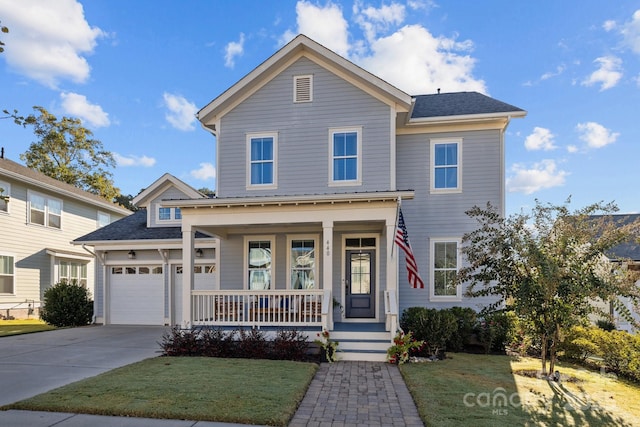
[331,323,391,362]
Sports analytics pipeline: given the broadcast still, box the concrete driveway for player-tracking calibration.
[0,325,167,406]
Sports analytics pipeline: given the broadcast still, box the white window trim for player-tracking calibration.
[156,206,181,224]
[56,259,88,287]
[97,211,111,228]
[27,190,62,229]
[329,126,362,186]
[246,132,278,190]
[429,237,462,302]
[0,253,15,295]
[293,74,313,103]
[244,235,275,290]
[286,235,319,290]
[430,138,462,194]
[0,180,10,214]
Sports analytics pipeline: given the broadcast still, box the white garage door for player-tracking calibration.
[110,266,164,325]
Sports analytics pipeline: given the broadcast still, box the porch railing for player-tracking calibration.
[191,289,328,328]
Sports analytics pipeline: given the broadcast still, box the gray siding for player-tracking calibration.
[396,129,503,313]
[217,57,393,197]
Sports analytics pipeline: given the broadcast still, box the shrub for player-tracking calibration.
[200,327,236,357]
[400,307,457,357]
[387,330,424,364]
[447,307,477,352]
[237,328,268,359]
[40,281,93,327]
[596,318,616,331]
[160,326,202,356]
[272,329,310,361]
[474,311,512,354]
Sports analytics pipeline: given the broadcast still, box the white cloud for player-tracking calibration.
[282,1,485,95]
[114,153,156,167]
[162,93,197,131]
[506,160,568,195]
[540,64,565,81]
[60,92,110,128]
[524,127,557,151]
[575,121,619,149]
[582,56,623,91]
[0,0,104,88]
[603,20,617,32]
[567,145,578,153]
[191,163,216,180]
[224,33,245,68]
[621,9,640,54]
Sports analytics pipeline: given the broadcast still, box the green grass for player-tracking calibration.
[0,319,56,336]
[401,353,640,427]
[4,357,318,426]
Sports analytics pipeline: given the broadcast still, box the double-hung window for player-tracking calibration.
[289,238,317,289]
[431,138,461,192]
[247,238,274,290]
[0,181,9,213]
[0,255,14,294]
[430,238,461,300]
[28,191,62,229]
[97,211,110,228]
[247,133,277,189]
[330,127,361,185]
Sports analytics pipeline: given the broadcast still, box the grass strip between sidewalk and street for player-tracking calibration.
[401,353,640,427]
[0,319,55,337]
[4,357,318,426]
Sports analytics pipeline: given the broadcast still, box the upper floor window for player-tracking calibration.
[0,181,9,213]
[158,206,181,222]
[97,211,110,228]
[431,138,462,192]
[294,75,313,103]
[289,237,317,289]
[330,127,361,185]
[28,191,62,229]
[0,254,14,294]
[247,133,277,189]
[246,238,273,290]
[430,238,461,301]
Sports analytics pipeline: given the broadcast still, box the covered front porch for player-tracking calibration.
[166,192,412,360]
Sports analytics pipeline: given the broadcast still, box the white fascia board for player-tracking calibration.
[407,110,527,125]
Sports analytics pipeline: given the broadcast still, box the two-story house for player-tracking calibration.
[75,34,525,360]
[0,154,131,319]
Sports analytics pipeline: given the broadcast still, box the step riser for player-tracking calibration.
[338,352,387,362]
[340,342,389,351]
[330,331,390,341]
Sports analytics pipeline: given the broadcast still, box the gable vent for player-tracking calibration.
[294,75,313,103]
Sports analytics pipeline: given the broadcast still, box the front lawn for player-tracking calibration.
[4,357,318,426]
[0,319,56,337]
[401,353,640,427]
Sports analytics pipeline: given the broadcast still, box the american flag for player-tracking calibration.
[394,208,425,289]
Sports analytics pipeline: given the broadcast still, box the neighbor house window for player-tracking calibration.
[431,139,461,192]
[0,255,14,294]
[247,133,277,189]
[294,75,313,103]
[247,238,273,289]
[158,207,181,222]
[59,261,87,287]
[289,238,317,289]
[97,211,110,227]
[430,239,461,300]
[28,191,62,229]
[0,181,9,213]
[330,127,361,185]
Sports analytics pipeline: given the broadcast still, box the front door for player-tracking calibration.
[345,249,375,318]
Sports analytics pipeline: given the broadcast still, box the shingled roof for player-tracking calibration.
[605,214,640,261]
[411,91,525,119]
[74,209,210,243]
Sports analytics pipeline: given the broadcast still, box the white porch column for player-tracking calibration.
[322,220,334,329]
[182,226,195,326]
[386,218,399,333]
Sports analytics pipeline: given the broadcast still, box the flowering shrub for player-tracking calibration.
[314,329,339,362]
[387,331,424,364]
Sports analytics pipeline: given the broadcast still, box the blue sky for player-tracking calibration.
[1,1,639,215]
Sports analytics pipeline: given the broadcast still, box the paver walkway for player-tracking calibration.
[289,361,424,427]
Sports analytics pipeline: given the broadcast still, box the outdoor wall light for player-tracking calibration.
[195,248,203,258]
[128,250,136,259]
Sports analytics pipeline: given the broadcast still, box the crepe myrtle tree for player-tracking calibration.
[455,198,640,375]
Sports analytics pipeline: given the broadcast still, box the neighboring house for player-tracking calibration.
[604,213,640,332]
[75,34,526,360]
[0,155,131,319]
[73,173,218,326]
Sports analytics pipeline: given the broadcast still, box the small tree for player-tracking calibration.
[41,281,93,327]
[457,199,640,375]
